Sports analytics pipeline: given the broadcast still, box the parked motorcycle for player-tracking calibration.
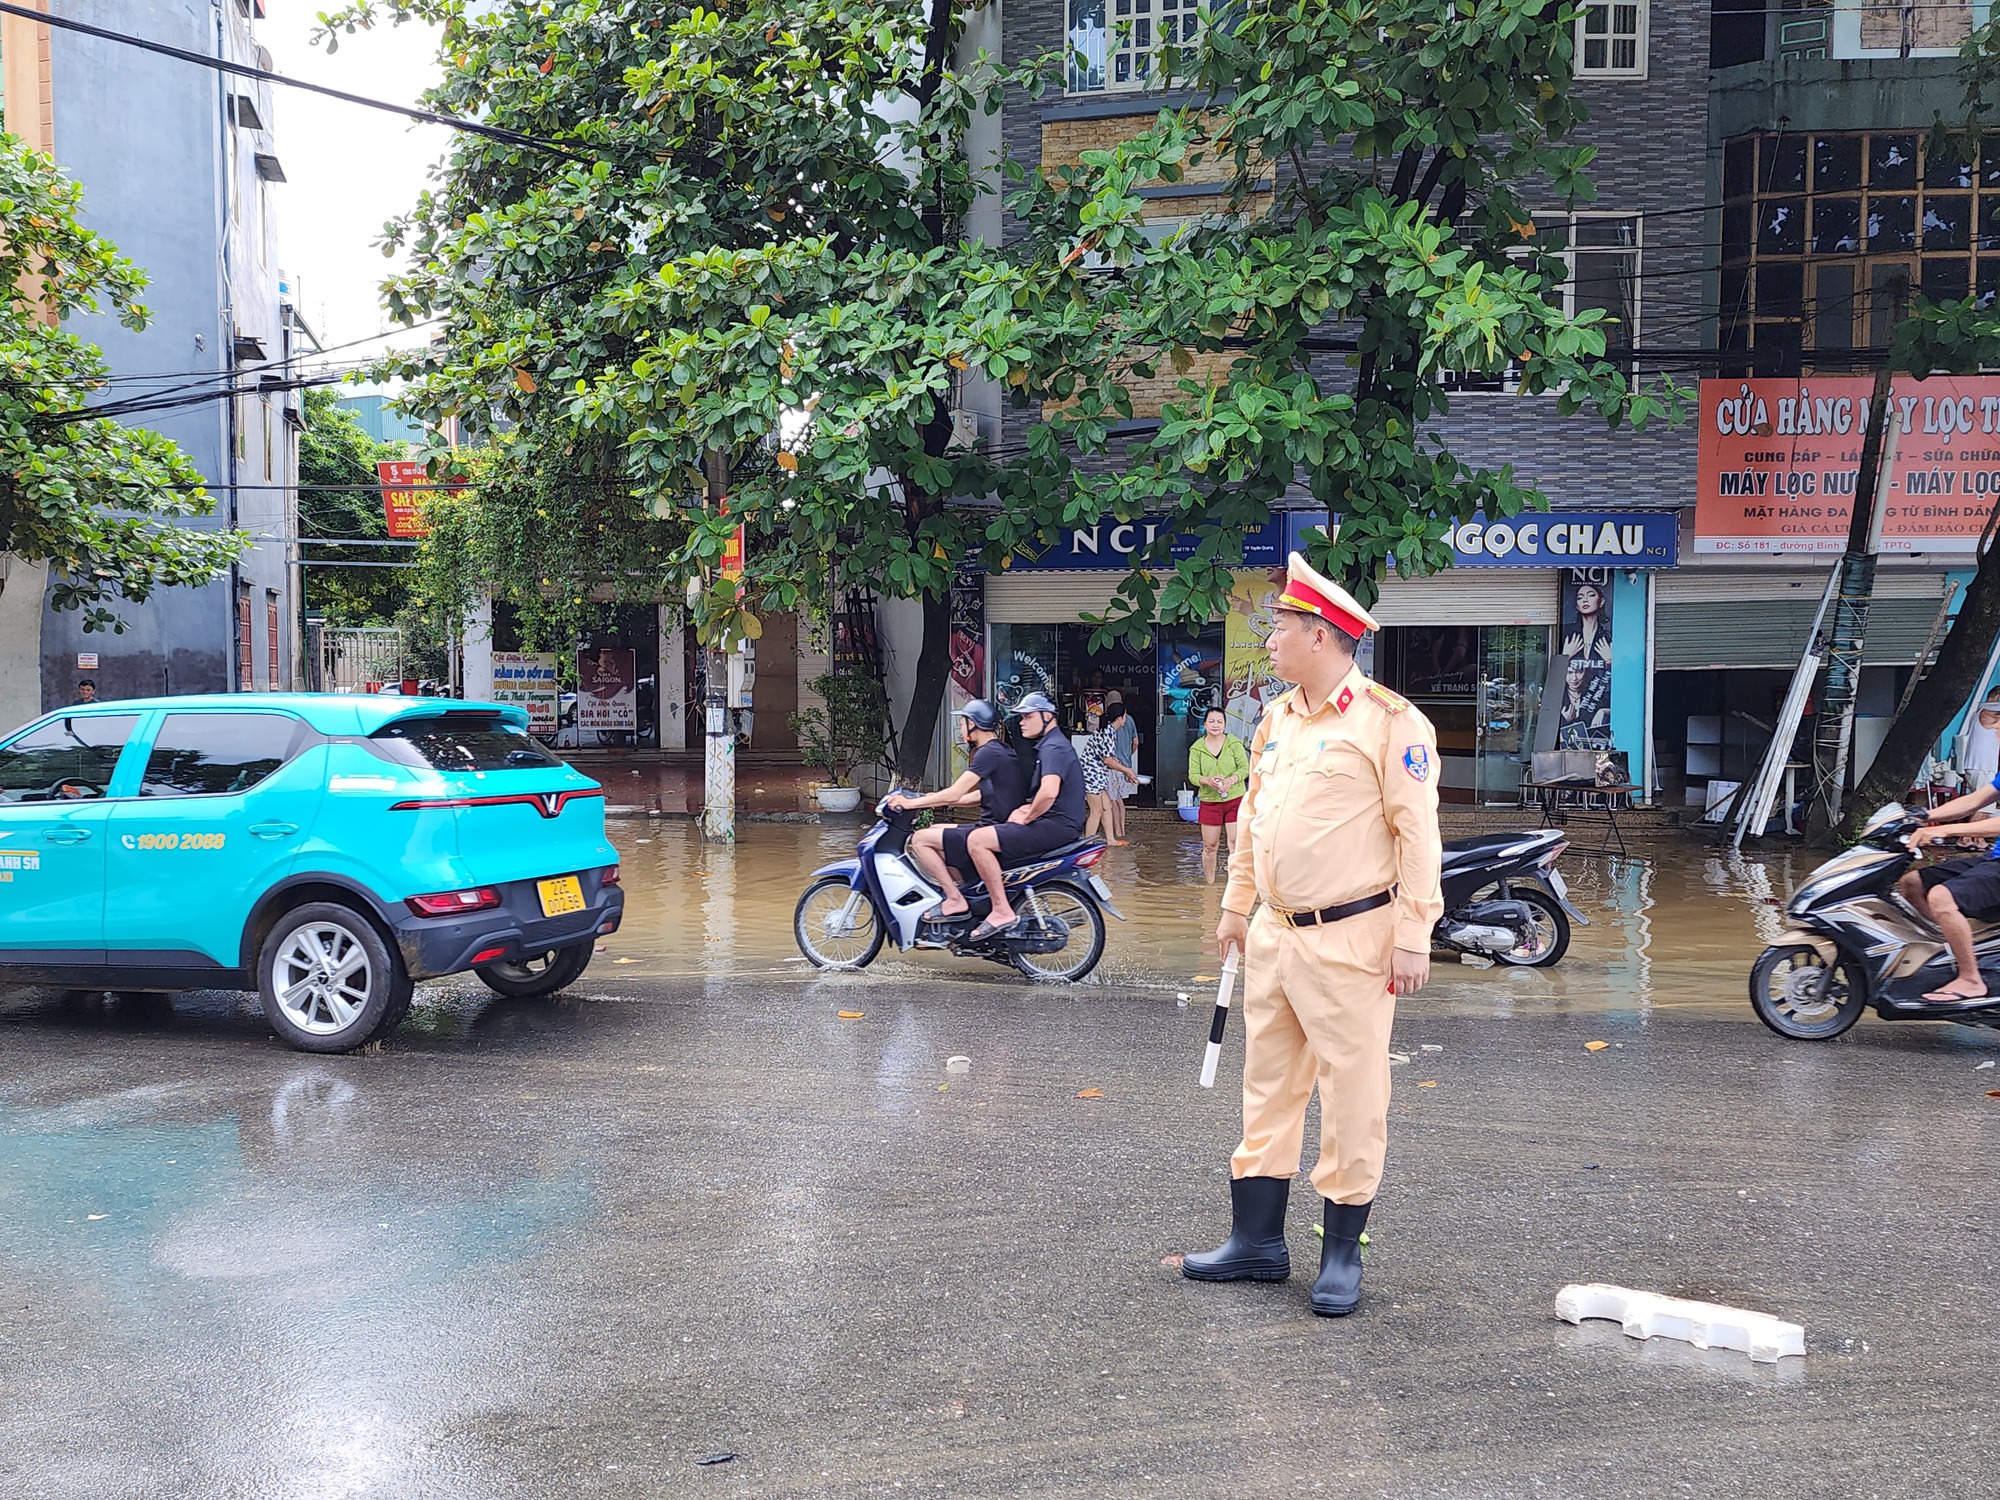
[1751,803,2000,1039]
[1434,828,1587,968]
[794,803,1124,982]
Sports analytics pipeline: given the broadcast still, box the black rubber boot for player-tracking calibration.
[1181,1176,1291,1282]
[1310,1198,1372,1316]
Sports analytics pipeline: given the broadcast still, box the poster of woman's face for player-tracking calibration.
[1560,571,1613,665]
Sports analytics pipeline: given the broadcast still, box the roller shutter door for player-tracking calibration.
[1373,571,1557,626]
[986,568,1559,626]
[1654,569,1955,669]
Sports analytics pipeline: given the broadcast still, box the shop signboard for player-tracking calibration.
[577,648,637,731]
[1007,513,1290,570]
[1446,510,1677,567]
[377,460,437,539]
[491,651,559,736]
[1695,375,2000,553]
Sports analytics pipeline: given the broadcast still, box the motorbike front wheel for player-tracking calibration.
[1010,884,1107,983]
[1487,888,1570,968]
[795,877,886,970]
[1749,944,1868,1040]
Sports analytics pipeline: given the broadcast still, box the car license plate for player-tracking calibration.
[1549,869,1569,900]
[1088,874,1113,901]
[537,875,585,918]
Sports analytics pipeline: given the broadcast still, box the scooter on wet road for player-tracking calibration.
[793,803,1124,982]
[1752,803,2000,1038]
[1433,828,1588,968]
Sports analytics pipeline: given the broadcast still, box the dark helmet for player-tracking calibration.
[1015,691,1058,715]
[954,698,1000,732]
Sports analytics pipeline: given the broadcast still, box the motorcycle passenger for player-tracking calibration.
[1900,769,2000,1001]
[963,692,1088,940]
[884,700,1025,923]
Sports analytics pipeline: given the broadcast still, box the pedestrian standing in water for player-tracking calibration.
[1098,702,1141,846]
[1103,697,1140,845]
[1075,712,1115,842]
[1186,706,1248,884]
[1181,552,1442,1317]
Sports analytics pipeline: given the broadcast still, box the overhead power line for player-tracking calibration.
[0,0,583,161]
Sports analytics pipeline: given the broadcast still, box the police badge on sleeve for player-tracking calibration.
[1403,745,1430,782]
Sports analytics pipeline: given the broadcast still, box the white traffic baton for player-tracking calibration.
[1197,948,1241,1089]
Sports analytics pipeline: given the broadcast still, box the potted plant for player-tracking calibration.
[790,668,889,813]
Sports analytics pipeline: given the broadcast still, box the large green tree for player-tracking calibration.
[322,0,1667,779]
[0,135,241,631]
[298,387,406,625]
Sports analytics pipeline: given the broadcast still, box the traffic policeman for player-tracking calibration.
[1182,552,1444,1316]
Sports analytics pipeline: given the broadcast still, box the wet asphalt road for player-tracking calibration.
[2,824,1998,1498]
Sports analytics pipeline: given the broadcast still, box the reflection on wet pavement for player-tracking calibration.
[600,817,1820,1023]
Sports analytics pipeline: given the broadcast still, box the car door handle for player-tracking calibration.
[43,826,92,844]
[249,821,299,839]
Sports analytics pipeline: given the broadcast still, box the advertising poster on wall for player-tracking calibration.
[491,651,559,736]
[577,648,637,731]
[1555,569,1614,750]
[1223,570,1285,742]
[946,571,986,778]
[376,459,448,539]
[1696,376,2000,552]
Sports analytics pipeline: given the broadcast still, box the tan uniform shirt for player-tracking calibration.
[1221,665,1445,952]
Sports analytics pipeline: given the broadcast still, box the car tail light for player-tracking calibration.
[406,887,501,917]
[1076,847,1106,868]
[600,865,621,886]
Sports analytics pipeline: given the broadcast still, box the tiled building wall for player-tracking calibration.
[997,0,1710,511]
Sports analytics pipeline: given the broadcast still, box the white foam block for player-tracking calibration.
[1556,1283,1805,1363]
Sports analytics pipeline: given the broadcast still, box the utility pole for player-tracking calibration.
[1807,363,1899,840]
[701,449,735,842]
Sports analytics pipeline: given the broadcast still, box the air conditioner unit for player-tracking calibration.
[946,410,982,452]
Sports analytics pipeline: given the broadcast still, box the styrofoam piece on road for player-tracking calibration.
[1556,1283,1805,1363]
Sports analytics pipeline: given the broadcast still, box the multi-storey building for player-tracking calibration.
[0,0,300,731]
[911,0,2000,810]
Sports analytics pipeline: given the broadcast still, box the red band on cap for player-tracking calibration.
[1279,580,1368,639]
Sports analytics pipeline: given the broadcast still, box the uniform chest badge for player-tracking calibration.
[1336,686,1354,714]
[1403,745,1431,782]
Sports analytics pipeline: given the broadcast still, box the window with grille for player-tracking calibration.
[1441,213,1642,391]
[1720,130,1998,376]
[266,591,280,689]
[237,585,254,690]
[1577,0,1646,76]
[1066,0,1204,93]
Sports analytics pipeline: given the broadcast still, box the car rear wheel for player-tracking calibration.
[258,902,412,1053]
[474,942,594,999]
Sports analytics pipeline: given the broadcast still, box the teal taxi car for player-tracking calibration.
[0,695,622,1052]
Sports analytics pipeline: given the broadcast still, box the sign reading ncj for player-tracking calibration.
[1447,511,1677,567]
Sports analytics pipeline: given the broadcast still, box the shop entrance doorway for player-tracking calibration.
[1376,624,1549,804]
[1056,625,1156,800]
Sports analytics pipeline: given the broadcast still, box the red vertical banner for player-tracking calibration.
[377,459,434,539]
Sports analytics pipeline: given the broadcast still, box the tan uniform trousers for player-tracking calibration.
[1230,901,1397,1204]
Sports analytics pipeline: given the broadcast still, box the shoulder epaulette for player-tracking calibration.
[1363,682,1409,715]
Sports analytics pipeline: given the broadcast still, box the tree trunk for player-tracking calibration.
[897,588,953,786]
[1841,526,2000,838]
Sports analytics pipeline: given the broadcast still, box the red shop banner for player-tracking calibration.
[1695,375,2000,553]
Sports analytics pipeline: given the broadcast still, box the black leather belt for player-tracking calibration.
[1278,888,1394,928]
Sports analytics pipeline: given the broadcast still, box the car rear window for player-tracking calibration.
[369,714,561,772]
[141,713,306,797]
[0,714,140,802]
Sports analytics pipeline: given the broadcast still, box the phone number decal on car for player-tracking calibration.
[123,832,228,851]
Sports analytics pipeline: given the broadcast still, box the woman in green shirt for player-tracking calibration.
[1186,707,1250,884]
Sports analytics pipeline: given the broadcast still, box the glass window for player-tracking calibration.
[1814,135,1863,193]
[141,713,303,797]
[0,715,139,803]
[1922,258,1970,303]
[1813,263,1856,350]
[368,714,562,773]
[1867,195,1917,252]
[1762,135,1808,194]
[1923,195,1973,251]
[1758,197,1805,255]
[1811,196,1862,254]
[1755,262,1805,317]
[1070,0,1200,92]
[1869,135,1919,189]
[1724,137,1757,200]
[1577,0,1645,74]
[1927,142,1976,190]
